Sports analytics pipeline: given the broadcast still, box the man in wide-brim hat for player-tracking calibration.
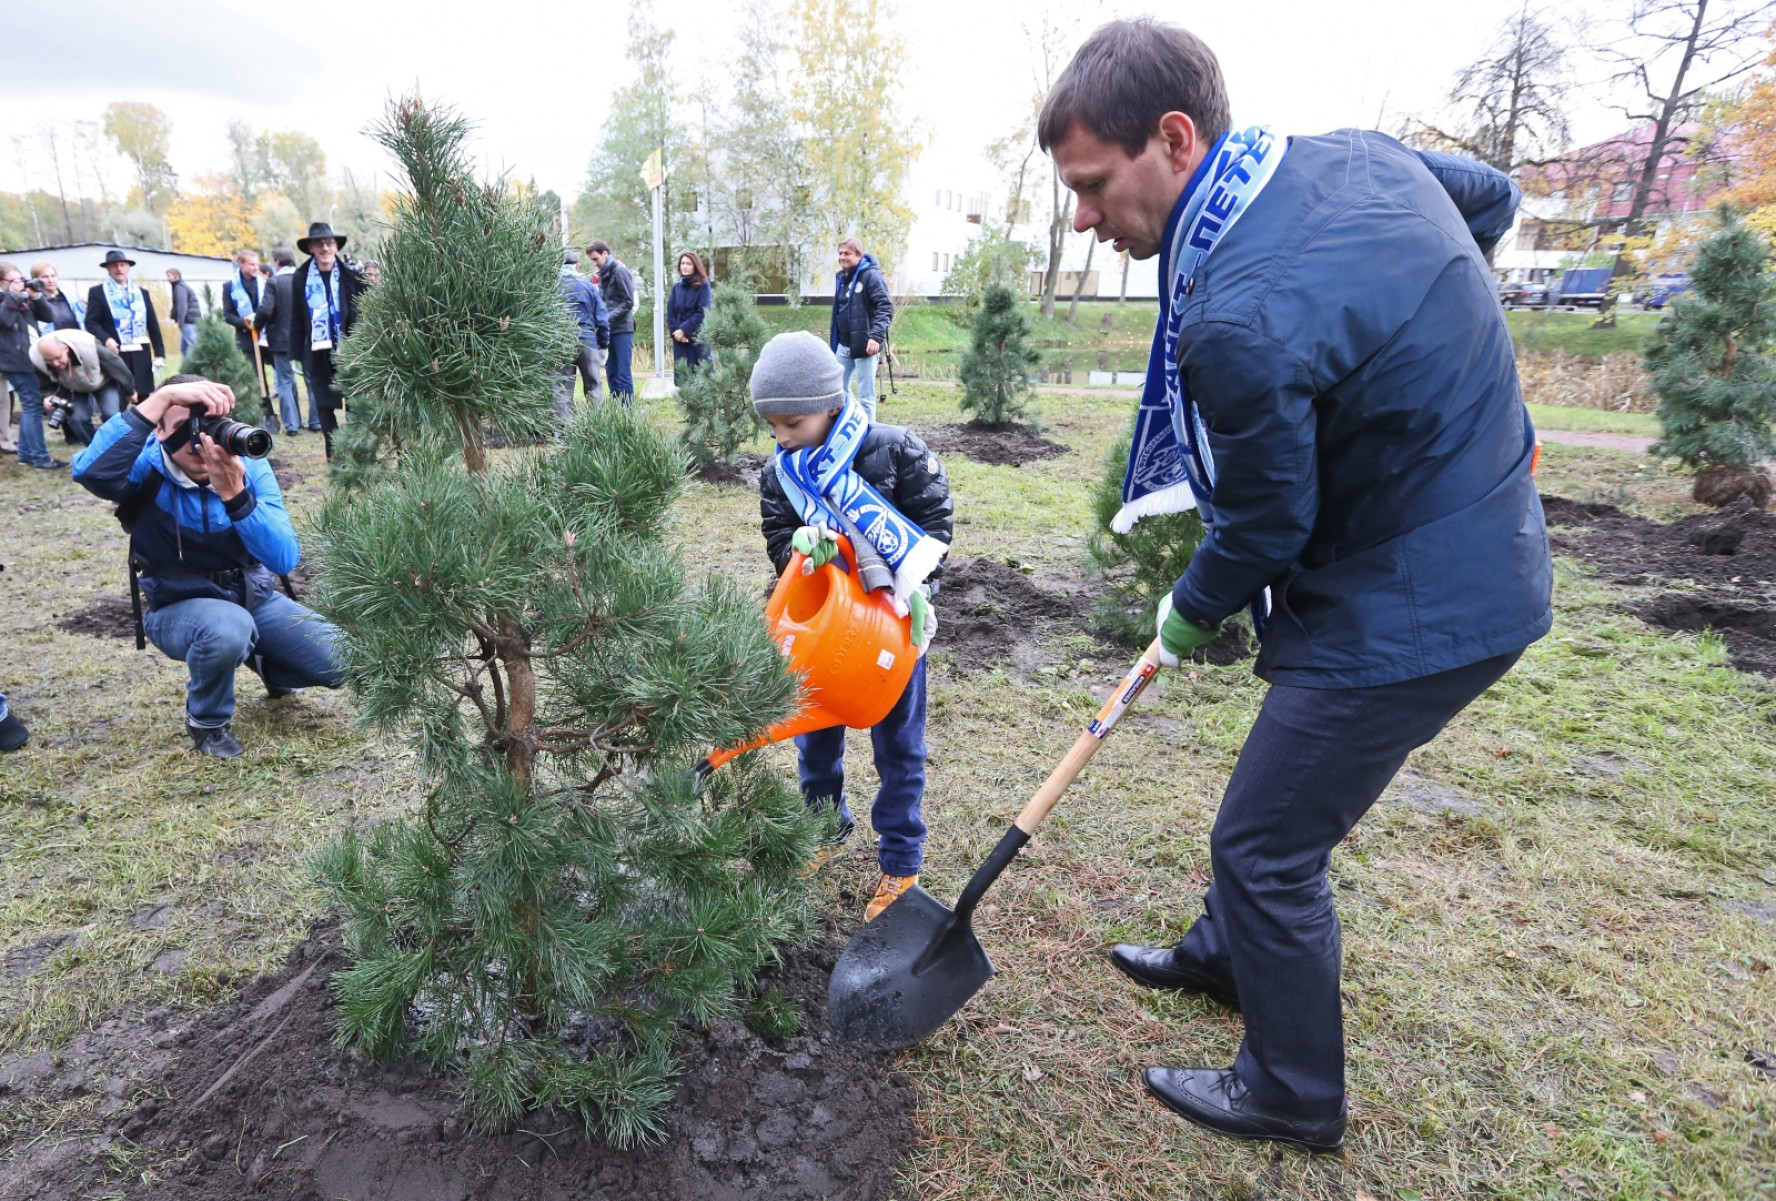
[84,249,164,398]
[288,222,364,459]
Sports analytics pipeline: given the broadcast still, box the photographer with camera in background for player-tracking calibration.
[71,374,346,759]
[31,329,136,447]
[1,260,61,469]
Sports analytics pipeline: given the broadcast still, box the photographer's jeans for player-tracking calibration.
[144,592,345,728]
[834,346,878,420]
[70,385,124,446]
[4,371,52,467]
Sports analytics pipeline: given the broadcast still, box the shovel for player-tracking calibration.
[828,637,1167,1051]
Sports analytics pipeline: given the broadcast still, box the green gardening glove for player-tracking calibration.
[792,523,840,572]
[908,586,936,652]
[1156,593,1220,667]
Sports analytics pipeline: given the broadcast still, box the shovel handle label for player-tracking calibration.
[1087,660,1158,739]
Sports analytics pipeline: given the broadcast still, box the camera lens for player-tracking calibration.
[233,426,274,459]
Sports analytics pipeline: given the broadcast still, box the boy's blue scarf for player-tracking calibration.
[231,269,262,342]
[305,263,341,350]
[1114,126,1285,534]
[773,396,945,605]
[103,277,147,344]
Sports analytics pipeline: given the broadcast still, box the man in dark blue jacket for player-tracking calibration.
[72,375,346,759]
[1040,20,1551,1152]
[554,251,609,423]
[828,238,893,419]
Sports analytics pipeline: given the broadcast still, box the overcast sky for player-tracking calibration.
[0,0,1637,205]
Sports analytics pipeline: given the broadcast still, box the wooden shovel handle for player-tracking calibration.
[1012,638,1164,836]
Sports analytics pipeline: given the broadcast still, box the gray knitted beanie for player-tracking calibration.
[750,331,845,416]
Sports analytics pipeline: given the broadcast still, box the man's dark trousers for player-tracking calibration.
[1174,650,1522,1117]
[607,331,634,404]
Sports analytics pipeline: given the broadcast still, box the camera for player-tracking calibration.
[187,410,273,459]
[23,278,46,294]
[44,396,74,431]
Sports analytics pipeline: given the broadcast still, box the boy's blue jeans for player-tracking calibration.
[795,656,927,876]
[143,591,345,728]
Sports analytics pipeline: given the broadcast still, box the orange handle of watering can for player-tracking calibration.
[695,534,916,781]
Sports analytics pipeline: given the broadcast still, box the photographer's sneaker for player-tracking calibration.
[0,711,28,752]
[187,722,245,760]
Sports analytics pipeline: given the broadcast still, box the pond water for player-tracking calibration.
[890,345,1151,386]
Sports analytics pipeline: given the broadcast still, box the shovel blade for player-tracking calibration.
[827,885,995,1052]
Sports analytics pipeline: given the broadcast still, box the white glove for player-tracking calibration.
[1155,594,1182,668]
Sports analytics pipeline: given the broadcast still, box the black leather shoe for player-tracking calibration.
[0,711,28,752]
[1144,1067,1345,1153]
[188,722,246,759]
[1109,945,1240,1011]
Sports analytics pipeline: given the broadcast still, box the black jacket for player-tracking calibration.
[84,282,166,358]
[598,257,637,334]
[254,271,298,356]
[760,423,953,589]
[290,258,367,408]
[221,274,269,354]
[829,254,893,357]
[32,292,82,331]
[0,293,34,373]
[169,280,198,325]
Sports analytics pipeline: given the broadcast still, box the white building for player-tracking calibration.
[6,242,237,319]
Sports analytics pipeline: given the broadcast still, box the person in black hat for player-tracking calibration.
[84,249,165,399]
[289,222,365,459]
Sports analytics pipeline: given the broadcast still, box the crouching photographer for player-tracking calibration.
[71,375,345,759]
[30,329,136,446]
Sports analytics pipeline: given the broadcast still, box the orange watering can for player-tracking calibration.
[695,532,916,779]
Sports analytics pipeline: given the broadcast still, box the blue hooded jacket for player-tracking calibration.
[1168,130,1552,688]
[829,253,893,356]
[71,409,300,611]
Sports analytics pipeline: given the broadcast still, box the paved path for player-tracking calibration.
[1536,428,1654,455]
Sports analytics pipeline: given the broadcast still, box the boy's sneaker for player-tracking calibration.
[0,711,29,752]
[188,722,245,759]
[865,873,919,922]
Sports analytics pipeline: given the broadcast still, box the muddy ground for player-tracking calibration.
[3,917,915,1201]
[917,422,1069,468]
[695,453,770,489]
[1543,494,1776,676]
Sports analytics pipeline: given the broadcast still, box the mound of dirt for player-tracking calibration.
[54,594,137,641]
[939,556,1092,670]
[1631,593,1776,677]
[14,920,913,1201]
[267,457,306,492]
[918,421,1070,468]
[1541,494,1776,587]
[694,453,769,488]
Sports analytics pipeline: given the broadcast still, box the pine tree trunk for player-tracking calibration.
[500,623,537,784]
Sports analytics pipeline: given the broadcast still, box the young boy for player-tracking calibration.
[753,331,953,921]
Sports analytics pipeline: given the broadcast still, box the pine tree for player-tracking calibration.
[179,312,259,401]
[308,95,823,1146]
[958,283,1040,427]
[677,278,769,472]
[1086,426,1207,647]
[1646,206,1776,507]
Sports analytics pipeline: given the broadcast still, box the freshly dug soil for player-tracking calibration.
[918,421,1069,468]
[1631,593,1776,678]
[939,556,1092,670]
[54,593,138,641]
[267,457,306,492]
[1541,494,1776,587]
[695,452,769,488]
[12,920,915,1201]
[1542,493,1776,677]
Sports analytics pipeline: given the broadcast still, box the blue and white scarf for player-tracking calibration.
[231,269,263,343]
[1114,126,1287,631]
[103,277,147,346]
[773,397,947,605]
[305,263,341,351]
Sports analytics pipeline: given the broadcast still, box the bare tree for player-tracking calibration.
[1413,5,1574,173]
[1026,7,1092,320]
[1602,0,1773,232]
[37,124,76,242]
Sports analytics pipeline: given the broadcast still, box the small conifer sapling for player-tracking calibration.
[677,278,769,473]
[957,283,1040,428]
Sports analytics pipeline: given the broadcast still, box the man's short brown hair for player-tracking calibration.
[587,240,612,256]
[1037,18,1231,158]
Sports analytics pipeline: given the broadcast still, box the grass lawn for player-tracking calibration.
[1507,311,1664,361]
[2,381,1772,1199]
[1527,403,1661,437]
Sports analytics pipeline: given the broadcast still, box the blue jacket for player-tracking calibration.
[1170,130,1551,688]
[667,279,712,342]
[830,253,893,356]
[71,409,300,611]
[560,268,610,349]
